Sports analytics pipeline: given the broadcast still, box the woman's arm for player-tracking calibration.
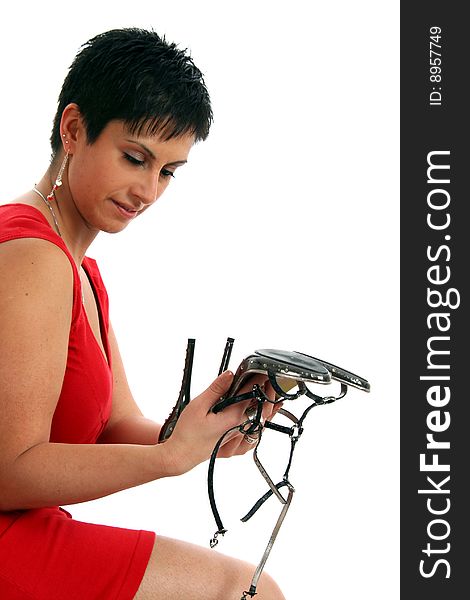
[0,238,273,513]
[0,239,163,511]
[0,238,242,511]
[98,415,161,445]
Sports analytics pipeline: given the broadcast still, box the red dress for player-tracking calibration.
[0,204,155,599]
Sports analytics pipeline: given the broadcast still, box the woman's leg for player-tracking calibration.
[134,536,286,600]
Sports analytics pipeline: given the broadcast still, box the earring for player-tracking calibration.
[47,150,70,202]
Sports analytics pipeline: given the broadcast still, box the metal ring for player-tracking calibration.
[244,433,259,445]
[245,405,258,421]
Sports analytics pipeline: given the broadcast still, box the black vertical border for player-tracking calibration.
[401,3,467,598]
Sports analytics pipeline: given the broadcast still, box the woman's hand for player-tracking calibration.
[158,371,282,475]
[216,378,283,458]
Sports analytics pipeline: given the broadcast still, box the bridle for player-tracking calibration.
[159,338,370,599]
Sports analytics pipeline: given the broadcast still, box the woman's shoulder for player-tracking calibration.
[0,237,74,361]
[0,235,74,292]
[0,204,76,313]
[0,203,100,322]
[0,202,76,273]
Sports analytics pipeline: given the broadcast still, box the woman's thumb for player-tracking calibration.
[203,370,234,405]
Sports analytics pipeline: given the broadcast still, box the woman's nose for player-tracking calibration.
[131,171,159,206]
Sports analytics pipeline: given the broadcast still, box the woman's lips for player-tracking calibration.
[112,199,139,220]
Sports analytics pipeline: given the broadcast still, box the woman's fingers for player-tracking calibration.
[173,371,286,463]
[198,370,234,413]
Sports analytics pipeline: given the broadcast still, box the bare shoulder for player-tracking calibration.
[0,236,73,286]
[0,236,74,359]
[0,238,74,461]
[0,237,74,314]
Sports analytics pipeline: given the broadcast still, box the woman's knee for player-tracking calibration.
[181,550,285,599]
[134,535,285,599]
[205,558,285,600]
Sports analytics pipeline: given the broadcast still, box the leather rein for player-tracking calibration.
[159,338,369,599]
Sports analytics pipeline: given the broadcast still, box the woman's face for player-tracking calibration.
[65,117,195,234]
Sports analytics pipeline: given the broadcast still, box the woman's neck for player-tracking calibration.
[23,170,99,267]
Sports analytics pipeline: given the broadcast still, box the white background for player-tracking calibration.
[1,1,399,598]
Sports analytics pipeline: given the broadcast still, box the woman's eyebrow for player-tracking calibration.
[125,139,188,166]
[166,160,188,167]
[125,139,156,159]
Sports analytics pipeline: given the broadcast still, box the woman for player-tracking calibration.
[0,28,285,599]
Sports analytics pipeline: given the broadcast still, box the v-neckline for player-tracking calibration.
[81,261,110,367]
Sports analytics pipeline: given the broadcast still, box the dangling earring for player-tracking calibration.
[47,136,70,202]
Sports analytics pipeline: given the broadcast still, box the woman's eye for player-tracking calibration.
[124,153,145,167]
[161,169,175,179]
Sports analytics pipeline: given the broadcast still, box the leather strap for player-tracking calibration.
[207,424,241,547]
[241,484,295,600]
[158,339,195,442]
[218,337,235,375]
[157,338,363,599]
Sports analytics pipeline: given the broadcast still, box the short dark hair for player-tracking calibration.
[50,28,213,157]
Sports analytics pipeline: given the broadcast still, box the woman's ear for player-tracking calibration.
[59,103,84,154]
